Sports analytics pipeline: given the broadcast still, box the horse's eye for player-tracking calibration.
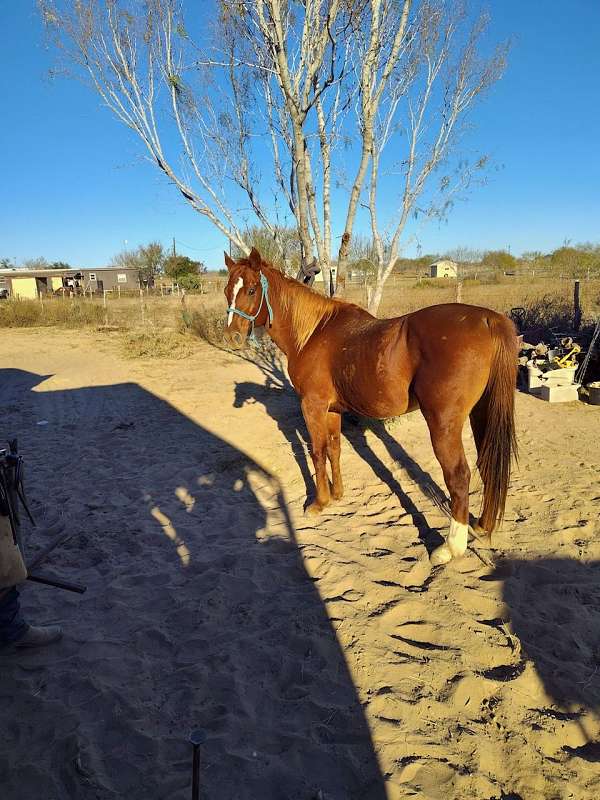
[248,287,256,296]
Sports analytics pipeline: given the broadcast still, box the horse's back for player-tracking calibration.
[292,301,514,418]
[404,303,515,361]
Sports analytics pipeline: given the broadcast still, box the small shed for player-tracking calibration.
[0,269,74,299]
[429,260,458,278]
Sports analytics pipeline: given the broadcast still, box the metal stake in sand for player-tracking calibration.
[189,729,206,800]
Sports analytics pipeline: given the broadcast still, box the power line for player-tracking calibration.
[174,238,224,253]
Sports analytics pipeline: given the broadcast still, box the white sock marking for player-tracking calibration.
[447,517,468,557]
[227,277,243,326]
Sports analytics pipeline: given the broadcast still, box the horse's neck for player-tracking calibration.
[265,269,332,356]
[263,271,297,356]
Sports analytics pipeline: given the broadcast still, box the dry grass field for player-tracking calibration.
[3,273,598,352]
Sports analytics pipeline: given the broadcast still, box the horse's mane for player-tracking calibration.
[265,266,348,352]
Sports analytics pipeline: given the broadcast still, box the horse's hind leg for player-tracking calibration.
[326,411,344,500]
[301,397,331,514]
[469,396,493,540]
[422,410,471,565]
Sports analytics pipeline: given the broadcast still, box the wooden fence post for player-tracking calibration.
[573,280,581,331]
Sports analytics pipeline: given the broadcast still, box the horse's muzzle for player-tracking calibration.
[223,330,245,350]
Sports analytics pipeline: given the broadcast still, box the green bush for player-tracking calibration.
[177,272,204,291]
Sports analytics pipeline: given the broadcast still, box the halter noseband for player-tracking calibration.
[226,271,274,344]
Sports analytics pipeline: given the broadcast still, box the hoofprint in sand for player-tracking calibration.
[0,328,599,800]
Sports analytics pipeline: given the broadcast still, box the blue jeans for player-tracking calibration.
[0,587,27,645]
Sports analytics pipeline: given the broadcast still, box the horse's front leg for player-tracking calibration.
[327,411,344,500]
[301,397,331,515]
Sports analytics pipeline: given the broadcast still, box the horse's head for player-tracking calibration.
[223,247,272,348]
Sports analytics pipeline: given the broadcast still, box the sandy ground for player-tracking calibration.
[1,327,599,800]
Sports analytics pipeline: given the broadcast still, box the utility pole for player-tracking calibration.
[172,237,176,258]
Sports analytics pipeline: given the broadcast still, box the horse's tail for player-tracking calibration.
[472,315,518,532]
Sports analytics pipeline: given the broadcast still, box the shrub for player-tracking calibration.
[0,299,42,327]
[463,272,500,286]
[180,306,226,346]
[177,272,204,291]
[121,328,192,359]
[0,298,105,328]
[412,278,446,288]
[517,294,574,334]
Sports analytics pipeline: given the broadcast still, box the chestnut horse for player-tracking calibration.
[224,248,517,566]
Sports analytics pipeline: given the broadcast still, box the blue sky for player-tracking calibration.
[1,1,599,269]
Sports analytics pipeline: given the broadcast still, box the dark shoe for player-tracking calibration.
[14,624,63,649]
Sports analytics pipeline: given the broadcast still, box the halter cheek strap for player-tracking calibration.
[226,271,274,344]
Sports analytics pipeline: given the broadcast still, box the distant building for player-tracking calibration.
[429,260,458,278]
[0,267,140,299]
[314,264,337,290]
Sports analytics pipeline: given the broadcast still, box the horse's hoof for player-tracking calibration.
[306,502,324,516]
[430,544,453,566]
[332,488,344,501]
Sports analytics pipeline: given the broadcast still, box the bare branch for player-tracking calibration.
[40,1,508,306]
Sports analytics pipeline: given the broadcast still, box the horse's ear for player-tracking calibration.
[224,251,236,272]
[248,247,262,272]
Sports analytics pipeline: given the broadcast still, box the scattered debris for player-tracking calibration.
[518,334,588,403]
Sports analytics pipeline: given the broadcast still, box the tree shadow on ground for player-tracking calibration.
[491,556,600,762]
[0,368,386,800]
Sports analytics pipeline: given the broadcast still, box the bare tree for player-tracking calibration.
[232,225,302,275]
[22,257,51,270]
[40,0,508,313]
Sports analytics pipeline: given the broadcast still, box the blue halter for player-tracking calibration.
[227,271,274,344]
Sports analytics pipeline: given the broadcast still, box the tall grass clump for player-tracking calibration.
[0,298,105,328]
[516,294,574,334]
[120,327,192,359]
[180,306,227,347]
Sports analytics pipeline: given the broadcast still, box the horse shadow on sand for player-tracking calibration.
[488,555,600,762]
[232,343,449,555]
[0,368,386,800]
[232,346,600,761]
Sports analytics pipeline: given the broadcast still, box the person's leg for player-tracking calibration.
[0,586,62,649]
[0,587,28,645]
